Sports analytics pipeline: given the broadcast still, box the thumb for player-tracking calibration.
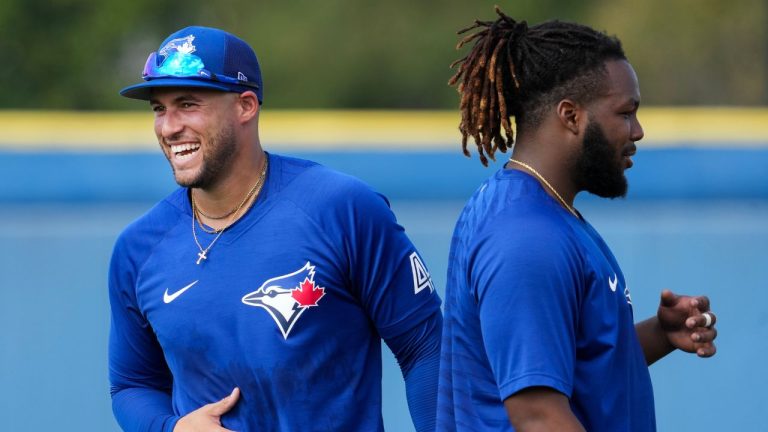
[207,387,240,417]
[659,289,678,308]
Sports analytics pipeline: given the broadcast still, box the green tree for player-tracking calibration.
[0,0,764,109]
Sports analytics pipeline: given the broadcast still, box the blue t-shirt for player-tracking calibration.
[109,153,442,431]
[437,168,655,431]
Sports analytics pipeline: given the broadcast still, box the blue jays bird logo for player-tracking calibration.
[242,262,326,339]
[156,34,206,77]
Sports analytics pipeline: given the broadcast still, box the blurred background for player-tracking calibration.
[1,0,767,431]
[1,0,767,109]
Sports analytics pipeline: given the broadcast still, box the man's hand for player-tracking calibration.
[173,388,240,432]
[657,289,718,357]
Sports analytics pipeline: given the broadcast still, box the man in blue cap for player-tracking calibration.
[109,26,442,432]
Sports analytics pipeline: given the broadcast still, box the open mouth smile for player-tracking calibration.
[171,143,201,161]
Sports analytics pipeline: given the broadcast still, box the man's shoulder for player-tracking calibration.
[276,154,368,187]
[462,174,576,240]
[274,153,385,207]
[114,189,186,255]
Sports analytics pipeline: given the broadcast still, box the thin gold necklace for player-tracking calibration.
[196,202,240,220]
[192,162,267,229]
[191,156,269,234]
[193,177,261,235]
[191,157,269,265]
[508,158,580,218]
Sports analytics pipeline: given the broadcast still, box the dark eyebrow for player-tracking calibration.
[621,97,640,110]
[149,93,204,106]
[174,94,204,103]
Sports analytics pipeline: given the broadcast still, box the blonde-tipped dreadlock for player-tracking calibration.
[449,6,626,166]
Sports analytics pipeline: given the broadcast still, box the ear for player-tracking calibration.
[555,99,585,135]
[235,91,260,124]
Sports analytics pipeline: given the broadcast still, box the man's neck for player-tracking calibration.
[509,137,579,208]
[192,148,266,224]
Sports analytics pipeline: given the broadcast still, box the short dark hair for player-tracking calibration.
[449,7,626,165]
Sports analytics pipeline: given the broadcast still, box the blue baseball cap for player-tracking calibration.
[120,26,263,103]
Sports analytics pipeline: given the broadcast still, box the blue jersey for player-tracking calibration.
[437,168,655,431]
[109,153,442,431]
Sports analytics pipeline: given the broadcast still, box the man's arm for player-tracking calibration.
[504,387,585,432]
[338,181,443,431]
[384,310,442,432]
[636,289,718,365]
[109,273,177,430]
[475,219,583,430]
[110,387,178,432]
[108,234,181,432]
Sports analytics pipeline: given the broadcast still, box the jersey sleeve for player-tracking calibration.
[108,233,179,432]
[342,183,442,340]
[293,169,443,430]
[385,309,442,432]
[471,218,584,401]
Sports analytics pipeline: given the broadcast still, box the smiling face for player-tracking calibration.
[572,59,644,198]
[150,88,240,189]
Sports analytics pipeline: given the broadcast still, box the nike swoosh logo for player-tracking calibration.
[164,280,199,304]
[608,274,618,292]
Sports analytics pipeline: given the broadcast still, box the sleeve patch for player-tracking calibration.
[410,252,434,295]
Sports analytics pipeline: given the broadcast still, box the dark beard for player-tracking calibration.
[572,120,628,198]
[177,124,238,189]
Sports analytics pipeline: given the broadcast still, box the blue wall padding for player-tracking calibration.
[0,146,766,202]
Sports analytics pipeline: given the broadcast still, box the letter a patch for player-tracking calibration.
[410,252,434,295]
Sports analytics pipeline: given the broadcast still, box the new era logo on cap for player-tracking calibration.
[120,26,263,103]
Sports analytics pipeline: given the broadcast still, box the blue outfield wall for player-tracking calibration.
[1,145,768,202]
[1,145,767,431]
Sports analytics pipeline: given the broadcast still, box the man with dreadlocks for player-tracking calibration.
[437,8,718,431]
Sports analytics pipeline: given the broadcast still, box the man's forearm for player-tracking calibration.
[111,387,179,432]
[635,316,675,365]
[504,387,586,432]
[404,349,440,432]
[387,310,442,432]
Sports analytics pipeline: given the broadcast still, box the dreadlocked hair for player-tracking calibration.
[449,6,626,166]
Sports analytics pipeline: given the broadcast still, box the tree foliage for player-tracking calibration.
[0,0,764,109]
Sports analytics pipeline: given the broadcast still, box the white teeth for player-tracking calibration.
[170,143,201,155]
[176,152,196,161]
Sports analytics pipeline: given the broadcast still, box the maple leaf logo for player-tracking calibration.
[242,262,327,339]
[292,278,325,307]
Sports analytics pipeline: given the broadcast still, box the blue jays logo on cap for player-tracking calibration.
[242,262,327,339]
[155,34,205,77]
[120,26,263,103]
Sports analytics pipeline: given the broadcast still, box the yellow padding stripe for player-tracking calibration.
[1,108,766,151]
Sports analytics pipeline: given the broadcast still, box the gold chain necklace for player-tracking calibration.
[194,180,259,235]
[196,202,240,220]
[191,157,269,234]
[508,158,580,218]
[191,157,269,265]
[192,161,267,231]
